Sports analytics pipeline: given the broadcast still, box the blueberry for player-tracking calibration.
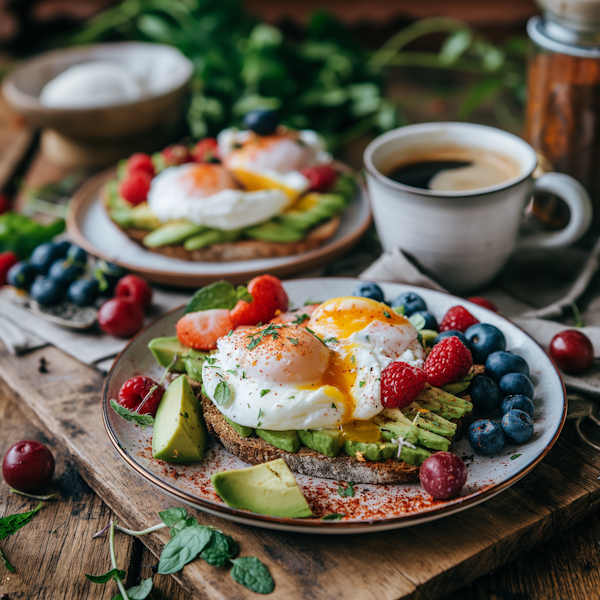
[352,282,384,302]
[499,373,534,399]
[468,375,500,413]
[243,109,280,136]
[467,419,506,454]
[68,278,100,306]
[66,244,87,265]
[30,243,62,275]
[412,310,438,331]
[391,292,427,316]
[48,259,83,287]
[465,323,506,364]
[30,276,64,306]
[485,351,530,381]
[500,395,535,418]
[94,260,125,295]
[501,409,534,444]
[7,262,38,290]
[434,330,471,350]
[54,240,71,258]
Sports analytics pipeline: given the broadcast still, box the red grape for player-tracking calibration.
[2,440,55,491]
[549,330,594,374]
[98,298,144,338]
[419,452,467,500]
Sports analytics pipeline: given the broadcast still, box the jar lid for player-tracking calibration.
[528,16,600,55]
[536,0,600,32]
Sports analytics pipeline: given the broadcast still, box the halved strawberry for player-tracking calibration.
[191,138,219,163]
[230,275,289,327]
[270,304,319,325]
[176,308,234,350]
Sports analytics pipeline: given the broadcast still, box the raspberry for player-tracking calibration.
[118,375,165,417]
[381,362,427,409]
[176,308,234,350]
[230,275,289,327]
[191,138,219,163]
[424,337,473,387]
[439,306,479,333]
[0,194,11,215]
[300,165,338,192]
[467,297,499,313]
[119,170,152,205]
[127,152,155,177]
[162,144,192,167]
[0,251,18,286]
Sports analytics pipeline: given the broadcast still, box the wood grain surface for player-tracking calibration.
[1,341,600,600]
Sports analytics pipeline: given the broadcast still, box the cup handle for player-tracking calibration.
[516,172,593,250]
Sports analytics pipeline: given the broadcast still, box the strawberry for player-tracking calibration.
[381,362,427,409]
[424,337,473,387]
[118,376,164,417]
[230,275,289,327]
[119,170,152,205]
[0,194,11,215]
[191,138,219,163]
[162,144,192,167]
[439,306,479,333]
[270,304,319,325]
[300,165,338,192]
[0,251,18,286]
[467,297,499,313]
[176,308,234,350]
[127,152,155,177]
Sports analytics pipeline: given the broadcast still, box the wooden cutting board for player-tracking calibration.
[0,342,599,600]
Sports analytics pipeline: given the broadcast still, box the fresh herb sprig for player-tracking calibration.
[0,501,43,572]
[337,481,356,498]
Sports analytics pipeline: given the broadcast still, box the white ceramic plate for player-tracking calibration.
[102,278,566,534]
[68,169,371,288]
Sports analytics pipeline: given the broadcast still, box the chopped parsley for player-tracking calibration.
[227,330,233,337]
[321,513,345,521]
[289,395,295,399]
[510,454,522,460]
[350,355,355,364]
[214,381,231,406]
[242,372,246,379]
[331,403,336,409]
[182,412,189,419]
[206,356,217,365]
[292,313,310,325]
[305,326,326,346]
[258,408,262,419]
[226,370,236,374]
[337,481,356,498]
[324,337,339,344]
[383,311,391,319]
[246,324,283,350]
[260,390,270,397]
[287,337,299,345]
[359,381,366,387]
[257,422,262,427]
[247,403,251,408]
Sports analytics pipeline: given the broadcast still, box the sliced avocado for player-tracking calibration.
[403,411,456,438]
[374,409,450,452]
[279,193,346,232]
[184,229,240,250]
[379,432,431,466]
[298,429,343,457]
[152,375,207,463]
[420,329,438,347]
[244,221,305,243]
[182,350,208,383]
[148,336,191,371]
[211,458,313,518]
[343,439,398,461]
[224,416,255,438]
[110,203,161,231]
[332,173,356,200]
[255,428,301,453]
[143,221,206,248]
[442,371,475,395]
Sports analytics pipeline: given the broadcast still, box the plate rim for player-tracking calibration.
[102,278,567,532]
[67,165,372,287]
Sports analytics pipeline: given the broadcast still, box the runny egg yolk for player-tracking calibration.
[307,296,410,340]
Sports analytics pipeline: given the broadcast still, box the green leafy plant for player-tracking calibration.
[0,501,43,572]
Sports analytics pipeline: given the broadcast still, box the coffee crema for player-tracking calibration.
[385,147,520,192]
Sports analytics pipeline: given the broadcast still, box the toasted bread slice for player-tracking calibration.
[118,215,341,262]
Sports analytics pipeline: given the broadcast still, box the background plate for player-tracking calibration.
[68,168,371,287]
[102,278,567,533]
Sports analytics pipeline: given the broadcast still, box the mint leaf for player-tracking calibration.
[0,501,42,541]
[112,577,153,600]
[110,400,154,429]
[201,531,239,567]
[230,557,274,594]
[159,507,188,527]
[0,547,14,572]
[358,381,365,387]
[321,513,345,521]
[158,526,213,574]
[170,517,198,538]
[214,381,232,406]
[337,482,355,498]
[184,281,253,314]
[85,568,126,584]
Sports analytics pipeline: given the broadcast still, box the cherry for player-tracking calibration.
[115,274,153,310]
[549,330,594,375]
[419,452,467,500]
[2,440,55,491]
[118,376,165,416]
[467,297,499,313]
[98,298,144,338]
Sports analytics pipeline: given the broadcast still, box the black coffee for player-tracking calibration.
[388,160,471,189]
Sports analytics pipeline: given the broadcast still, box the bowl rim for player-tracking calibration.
[2,41,195,113]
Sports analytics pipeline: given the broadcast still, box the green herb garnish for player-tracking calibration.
[110,400,154,429]
[260,390,270,397]
[292,313,310,325]
[184,281,252,314]
[214,382,232,406]
[510,454,522,460]
[321,513,345,521]
[337,482,356,498]
[324,337,339,344]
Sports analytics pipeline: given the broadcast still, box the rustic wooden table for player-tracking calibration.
[2,99,600,600]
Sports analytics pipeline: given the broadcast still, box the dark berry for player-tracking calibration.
[465,323,506,364]
[68,278,100,306]
[501,409,534,444]
[243,109,280,136]
[411,310,438,331]
[7,262,38,289]
[30,277,64,305]
[467,375,500,413]
[500,395,534,418]
[54,240,71,258]
[94,260,126,295]
[352,282,384,303]
[485,351,530,381]
[66,245,87,265]
[434,329,471,350]
[48,259,83,287]
[467,419,505,454]
[391,291,427,316]
[98,298,144,338]
[549,330,594,375]
[499,373,534,399]
[419,452,468,500]
[30,242,63,275]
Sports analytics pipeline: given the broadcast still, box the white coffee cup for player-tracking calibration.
[364,122,593,293]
